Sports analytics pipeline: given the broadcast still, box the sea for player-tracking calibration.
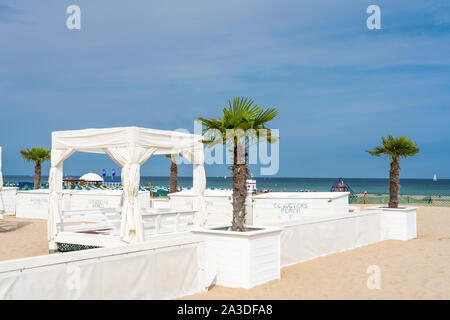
[3,175,450,196]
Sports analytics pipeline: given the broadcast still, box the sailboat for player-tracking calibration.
[433,173,437,182]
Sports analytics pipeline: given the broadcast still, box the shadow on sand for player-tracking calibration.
[0,220,31,233]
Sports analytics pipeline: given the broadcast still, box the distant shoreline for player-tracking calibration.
[3,175,449,180]
[3,175,450,196]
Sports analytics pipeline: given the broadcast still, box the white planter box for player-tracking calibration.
[192,226,281,289]
[369,206,417,241]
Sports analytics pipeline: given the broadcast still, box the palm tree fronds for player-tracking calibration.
[19,147,51,163]
[367,135,420,160]
[199,97,279,146]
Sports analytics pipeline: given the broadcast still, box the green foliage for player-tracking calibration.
[366,135,420,161]
[198,97,279,147]
[19,147,51,164]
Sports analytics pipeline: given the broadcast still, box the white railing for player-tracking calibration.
[58,208,121,233]
[141,208,196,240]
[57,207,197,245]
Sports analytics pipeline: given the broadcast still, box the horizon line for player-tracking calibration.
[2,174,449,180]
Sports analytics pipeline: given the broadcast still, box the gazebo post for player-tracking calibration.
[48,161,63,253]
[49,240,58,253]
[48,148,70,253]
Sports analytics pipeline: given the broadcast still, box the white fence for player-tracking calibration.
[169,190,234,226]
[150,198,170,209]
[252,192,350,224]
[0,188,419,299]
[58,208,121,233]
[0,206,417,299]
[0,236,207,299]
[141,208,196,239]
[170,191,352,226]
[55,207,197,248]
[276,210,384,267]
[1,187,17,215]
[15,190,151,220]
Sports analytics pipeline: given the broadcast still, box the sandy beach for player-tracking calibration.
[1,206,449,299]
[0,216,49,261]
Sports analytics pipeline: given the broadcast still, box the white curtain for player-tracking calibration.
[48,149,74,244]
[181,148,207,226]
[0,146,4,214]
[105,146,155,244]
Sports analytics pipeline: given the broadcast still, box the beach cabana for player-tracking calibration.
[48,127,206,250]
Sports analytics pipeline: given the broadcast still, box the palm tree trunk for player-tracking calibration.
[34,162,41,190]
[169,160,178,194]
[231,143,248,232]
[388,159,400,208]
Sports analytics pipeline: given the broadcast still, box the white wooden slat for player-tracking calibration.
[175,214,180,232]
[142,222,156,229]
[62,208,119,215]
[155,215,161,234]
[62,216,118,224]
[63,223,115,232]
[62,213,120,219]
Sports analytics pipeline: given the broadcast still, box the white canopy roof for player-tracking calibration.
[48,127,206,248]
[51,127,203,156]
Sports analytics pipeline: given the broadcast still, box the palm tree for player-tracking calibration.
[366,135,420,208]
[199,97,279,231]
[165,154,178,194]
[19,147,51,190]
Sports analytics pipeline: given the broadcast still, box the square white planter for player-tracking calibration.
[369,206,417,241]
[192,226,281,289]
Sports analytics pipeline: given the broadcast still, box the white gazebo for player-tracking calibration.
[48,127,206,250]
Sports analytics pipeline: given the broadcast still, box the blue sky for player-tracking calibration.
[0,0,449,178]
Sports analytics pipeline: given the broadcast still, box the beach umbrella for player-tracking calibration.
[80,172,104,182]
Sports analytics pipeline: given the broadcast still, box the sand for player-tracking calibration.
[1,206,449,299]
[0,216,49,261]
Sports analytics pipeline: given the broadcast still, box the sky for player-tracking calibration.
[0,0,449,179]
